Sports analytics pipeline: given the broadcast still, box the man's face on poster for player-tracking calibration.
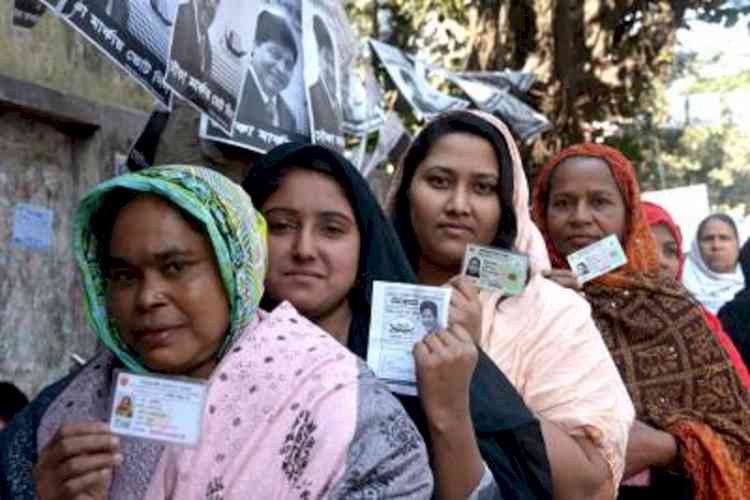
[420,306,438,334]
[252,40,296,97]
[198,0,219,31]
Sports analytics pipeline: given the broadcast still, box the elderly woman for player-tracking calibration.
[682,214,745,314]
[532,143,750,499]
[0,166,432,499]
[387,110,634,500]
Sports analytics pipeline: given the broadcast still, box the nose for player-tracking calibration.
[445,185,471,216]
[570,200,594,225]
[135,272,168,311]
[292,226,315,261]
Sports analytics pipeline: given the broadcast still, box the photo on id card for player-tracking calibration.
[461,244,529,295]
[109,370,208,447]
[366,281,452,396]
[566,234,627,284]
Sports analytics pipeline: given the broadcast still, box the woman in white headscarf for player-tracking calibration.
[683,213,745,314]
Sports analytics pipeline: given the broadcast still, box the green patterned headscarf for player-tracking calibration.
[72,165,267,373]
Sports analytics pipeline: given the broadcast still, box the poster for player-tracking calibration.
[303,0,356,151]
[447,73,551,143]
[126,107,171,171]
[369,39,469,122]
[55,0,174,107]
[342,41,386,136]
[11,203,54,251]
[165,0,255,132]
[201,0,309,153]
[360,112,410,178]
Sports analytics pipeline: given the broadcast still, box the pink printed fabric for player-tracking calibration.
[144,302,360,499]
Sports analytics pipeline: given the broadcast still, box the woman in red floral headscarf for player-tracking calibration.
[532,143,750,500]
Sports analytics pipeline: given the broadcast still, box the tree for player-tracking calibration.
[347,0,750,169]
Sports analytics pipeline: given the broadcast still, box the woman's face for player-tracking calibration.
[545,156,627,257]
[650,223,681,280]
[107,195,230,379]
[699,218,739,273]
[262,168,360,322]
[407,132,501,270]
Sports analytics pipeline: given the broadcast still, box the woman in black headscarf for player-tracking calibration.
[719,240,750,368]
[243,142,552,499]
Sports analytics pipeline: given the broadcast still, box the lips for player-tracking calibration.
[437,222,474,237]
[132,325,181,349]
[283,269,325,280]
[566,235,599,249]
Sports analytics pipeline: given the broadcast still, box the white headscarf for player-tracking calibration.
[682,234,745,314]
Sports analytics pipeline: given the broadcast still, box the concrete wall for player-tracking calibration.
[0,3,152,111]
[0,74,148,398]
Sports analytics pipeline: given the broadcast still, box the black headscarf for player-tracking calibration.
[719,238,750,368]
[243,143,552,499]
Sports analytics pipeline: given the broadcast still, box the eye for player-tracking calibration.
[591,197,610,208]
[268,220,298,234]
[474,182,496,196]
[110,269,137,286]
[551,198,569,209]
[164,260,187,276]
[426,175,450,190]
[320,223,348,238]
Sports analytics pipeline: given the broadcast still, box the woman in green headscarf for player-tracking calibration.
[0,165,432,499]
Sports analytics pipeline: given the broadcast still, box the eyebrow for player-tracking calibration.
[423,165,499,179]
[265,207,355,224]
[107,248,195,267]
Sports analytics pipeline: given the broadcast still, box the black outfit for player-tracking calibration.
[718,240,750,368]
[243,142,553,499]
[308,79,342,139]
[236,70,296,131]
[170,1,212,78]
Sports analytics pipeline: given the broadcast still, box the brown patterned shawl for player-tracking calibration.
[532,143,750,499]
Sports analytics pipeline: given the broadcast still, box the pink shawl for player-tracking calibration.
[39,303,433,499]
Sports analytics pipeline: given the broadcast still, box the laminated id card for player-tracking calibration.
[566,234,627,284]
[109,371,207,447]
[461,244,529,295]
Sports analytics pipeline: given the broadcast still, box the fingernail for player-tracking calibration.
[111,436,120,447]
[114,453,123,465]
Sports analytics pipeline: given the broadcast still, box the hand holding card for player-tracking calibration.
[460,244,529,296]
[566,234,628,285]
[109,371,208,447]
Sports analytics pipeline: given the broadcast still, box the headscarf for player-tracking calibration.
[531,143,660,287]
[386,110,550,274]
[31,166,433,499]
[642,200,685,278]
[389,113,634,493]
[643,202,750,389]
[72,165,267,373]
[245,142,554,499]
[532,145,750,499]
[242,142,417,357]
[682,214,745,314]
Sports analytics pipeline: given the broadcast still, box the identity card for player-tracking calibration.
[566,234,627,284]
[109,371,208,447]
[366,282,452,396]
[461,244,529,295]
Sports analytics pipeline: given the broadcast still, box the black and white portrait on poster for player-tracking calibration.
[342,42,386,136]
[166,0,252,132]
[13,0,46,29]
[369,39,468,122]
[304,0,353,151]
[447,73,551,143]
[53,0,175,106]
[201,0,309,154]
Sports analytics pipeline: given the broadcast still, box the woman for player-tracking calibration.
[243,142,554,499]
[387,110,634,500]
[642,201,750,389]
[531,143,750,499]
[682,214,745,314]
[0,165,432,499]
[718,240,750,368]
